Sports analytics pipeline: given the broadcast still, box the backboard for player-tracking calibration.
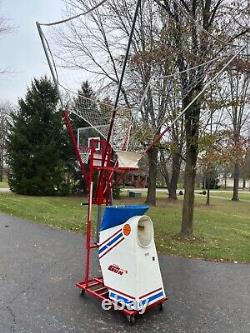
[77,125,109,151]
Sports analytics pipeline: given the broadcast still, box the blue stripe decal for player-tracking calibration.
[99,232,123,254]
[109,292,134,305]
[109,291,164,310]
[141,291,164,305]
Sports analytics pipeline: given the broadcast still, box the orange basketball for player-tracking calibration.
[123,224,131,236]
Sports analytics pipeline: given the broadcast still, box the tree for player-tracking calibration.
[208,3,250,200]
[198,131,225,205]
[0,102,11,181]
[209,52,250,199]
[0,9,13,74]
[159,0,249,235]
[0,11,10,35]
[47,0,248,226]
[70,80,101,193]
[242,141,250,188]
[0,12,13,181]
[7,77,68,195]
[58,0,184,205]
[159,109,185,201]
[221,133,248,195]
[226,60,249,201]
[0,112,4,181]
[158,0,213,234]
[72,80,98,129]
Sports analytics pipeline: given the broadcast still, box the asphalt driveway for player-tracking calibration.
[0,213,249,333]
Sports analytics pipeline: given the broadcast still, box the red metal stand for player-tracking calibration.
[63,110,168,324]
[76,278,168,323]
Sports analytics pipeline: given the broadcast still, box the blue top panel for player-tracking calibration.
[100,205,149,231]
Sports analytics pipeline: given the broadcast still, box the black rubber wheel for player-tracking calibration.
[126,315,136,325]
[159,303,164,312]
[80,289,85,296]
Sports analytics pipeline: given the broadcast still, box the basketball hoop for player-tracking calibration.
[79,146,91,164]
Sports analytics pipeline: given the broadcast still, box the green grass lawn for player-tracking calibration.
[0,192,249,263]
[0,181,9,188]
[0,193,85,231]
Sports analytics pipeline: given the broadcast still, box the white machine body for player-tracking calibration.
[99,215,166,310]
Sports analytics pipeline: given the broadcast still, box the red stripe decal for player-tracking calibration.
[99,237,125,259]
[98,228,123,247]
[139,287,163,299]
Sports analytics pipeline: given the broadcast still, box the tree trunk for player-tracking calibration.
[145,146,158,206]
[160,155,170,190]
[168,177,178,200]
[206,174,210,205]
[243,177,246,189]
[0,148,3,182]
[181,98,200,235]
[181,151,197,234]
[232,161,240,201]
[164,174,170,190]
[224,171,227,190]
[168,153,181,200]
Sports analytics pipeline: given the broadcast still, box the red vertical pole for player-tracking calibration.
[95,140,106,205]
[62,110,92,285]
[85,145,95,287]
[106,144,112,204]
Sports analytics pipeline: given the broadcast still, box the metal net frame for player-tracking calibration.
[36,1,245,155]
[36,0,247,179]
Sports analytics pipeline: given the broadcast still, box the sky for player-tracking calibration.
[0,0,64,104]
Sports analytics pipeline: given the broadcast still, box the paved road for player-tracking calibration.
[195,193,250,203]
[0,188,10,193]
[0,213,250,333]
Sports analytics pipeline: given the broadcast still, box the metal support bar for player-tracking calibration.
[84,146,95,287]
[36,22,63,107]
[105,0,142,147]
[145,44,246,153]
[96,0,142,200]
[96,204,102,243]
[37,22,90,191]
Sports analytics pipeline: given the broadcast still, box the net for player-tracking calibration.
[37,0,246,155]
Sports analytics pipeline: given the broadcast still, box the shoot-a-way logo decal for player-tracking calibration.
[108,264,128,275]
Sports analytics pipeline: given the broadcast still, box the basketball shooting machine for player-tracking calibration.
[63,114,168,324]
[36,0,169,323]
[68,111,170,323]
[36,0,245,324]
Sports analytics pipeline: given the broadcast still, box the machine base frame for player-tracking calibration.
[76,277,168,323]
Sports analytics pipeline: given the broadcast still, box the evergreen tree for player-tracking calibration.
[71,81,99,193]
[7,77,68,195]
